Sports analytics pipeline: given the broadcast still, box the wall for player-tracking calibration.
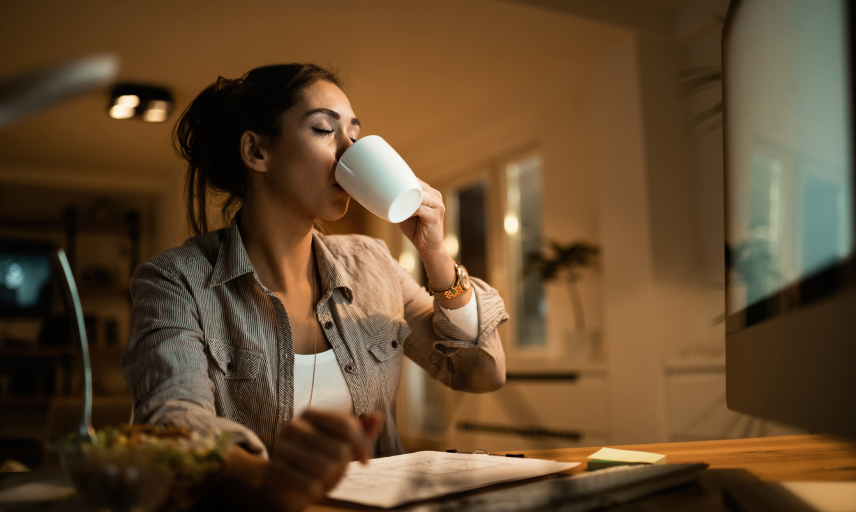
[398,0,800,448]
[395,41,619,449]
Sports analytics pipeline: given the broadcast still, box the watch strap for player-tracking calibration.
[428,262,467,300]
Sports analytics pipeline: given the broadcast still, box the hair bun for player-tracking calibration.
[212,76,241,98]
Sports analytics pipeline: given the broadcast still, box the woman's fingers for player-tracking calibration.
[285,416,353,463]
[412,204,443,224]
[359,411,382,439]
[277,423,350,480]
[417,179,443,212]
[302,409,374,463]
[263,459,328,511]
[263,412,383,511]
[400,178,448,255]
[276,438,350,487]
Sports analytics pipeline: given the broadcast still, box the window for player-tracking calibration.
[399,178,490,440]
[506,155,546,347]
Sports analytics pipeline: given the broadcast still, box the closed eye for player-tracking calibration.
[313,127,357,143]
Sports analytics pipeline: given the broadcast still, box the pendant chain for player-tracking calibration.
[307,255,317,411]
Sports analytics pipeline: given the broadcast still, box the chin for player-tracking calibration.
[318,197,351,222]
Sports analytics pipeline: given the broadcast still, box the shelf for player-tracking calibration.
[0,347,74,357]
[77,286,130,298]
[89,348,125,357]
[0,216,134,235]
[0,395,53,406]
[0,346,123,357]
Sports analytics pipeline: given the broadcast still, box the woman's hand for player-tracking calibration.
[399,178,447,256]
[399,179,472,309]
[262,410,381,511]
[216,410,381,512]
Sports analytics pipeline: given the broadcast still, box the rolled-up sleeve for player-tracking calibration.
[382,242,509,394]
[120,260,267,458]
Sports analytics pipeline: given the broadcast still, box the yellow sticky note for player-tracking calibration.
[588,447,667,465]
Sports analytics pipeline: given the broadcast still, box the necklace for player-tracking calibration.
[307,255,317,411]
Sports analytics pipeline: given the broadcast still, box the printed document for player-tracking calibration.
[327,451,579,508]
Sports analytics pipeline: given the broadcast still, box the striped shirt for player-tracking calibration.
[121,219,508,458]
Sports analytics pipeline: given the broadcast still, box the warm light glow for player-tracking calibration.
[115,94,139,107]
[398,252,416,272]
[148,100,170,110]
[109,104,135,119]
[444,235,459,257]
[504,215,519,234]
[143,108,168,122]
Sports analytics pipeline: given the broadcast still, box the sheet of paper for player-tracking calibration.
[588,447,666,464]
[327,451,579,508]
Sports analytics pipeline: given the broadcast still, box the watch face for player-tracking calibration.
[459,264,471,289]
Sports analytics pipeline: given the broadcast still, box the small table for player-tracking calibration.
[311,434,856,511]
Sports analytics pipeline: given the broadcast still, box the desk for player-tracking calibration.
[311,435,856,511]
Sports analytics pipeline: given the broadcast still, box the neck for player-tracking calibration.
[239,198,316,294]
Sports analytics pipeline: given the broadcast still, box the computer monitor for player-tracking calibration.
[724,0,856,438]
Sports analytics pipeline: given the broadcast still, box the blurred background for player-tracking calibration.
[0,0,802,468]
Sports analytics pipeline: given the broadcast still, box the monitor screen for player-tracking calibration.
[726,0,854,323]
[0,241,54,317]
[724,0,856,439]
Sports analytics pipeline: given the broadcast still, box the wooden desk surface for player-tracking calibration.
[503,434,856,482]
[311,435,856,511]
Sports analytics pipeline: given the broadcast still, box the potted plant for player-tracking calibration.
[526,241,599,333]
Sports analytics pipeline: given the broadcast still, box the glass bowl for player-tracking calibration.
[61,446,174,512]
[60,425,231,512]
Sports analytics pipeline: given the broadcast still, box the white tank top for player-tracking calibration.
[293,349,354,417]
[291,292,479,417]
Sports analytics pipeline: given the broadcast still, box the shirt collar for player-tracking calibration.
[312,230,354,303]
[209,218,354,302]
[208,218,255,288]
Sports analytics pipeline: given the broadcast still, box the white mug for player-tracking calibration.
[335,135,424,223]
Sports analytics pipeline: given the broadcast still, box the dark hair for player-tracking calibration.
[174,63,343,235]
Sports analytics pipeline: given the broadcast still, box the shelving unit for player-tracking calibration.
[0,204,143,458]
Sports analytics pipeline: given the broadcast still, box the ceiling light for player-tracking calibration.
[109,104,135,119]
[108,84,173,122]
[142,108,168,122]
[115,94,139,107]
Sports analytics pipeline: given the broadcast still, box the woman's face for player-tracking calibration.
[256,80,360,222]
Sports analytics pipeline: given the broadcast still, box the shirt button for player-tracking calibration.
[324,321,334,329]
[391,340,398,349]
[227,362,234,371]
[345,364,354,373]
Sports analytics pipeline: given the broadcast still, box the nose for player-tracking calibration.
[335,132,354,163]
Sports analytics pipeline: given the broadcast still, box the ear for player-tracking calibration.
[240,130,269,174]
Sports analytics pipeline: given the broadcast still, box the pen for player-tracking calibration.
[446,449,526,458]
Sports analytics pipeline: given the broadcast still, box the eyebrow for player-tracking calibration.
[305,108,360,127]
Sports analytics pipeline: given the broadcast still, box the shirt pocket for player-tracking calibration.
[208,338,263,380]
[366,318,411,362]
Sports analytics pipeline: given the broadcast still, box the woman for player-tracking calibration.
[121,63,508,511]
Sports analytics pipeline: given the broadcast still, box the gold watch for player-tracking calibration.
[428,262,471,300]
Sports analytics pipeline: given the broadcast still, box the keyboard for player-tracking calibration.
[406,462,709,512]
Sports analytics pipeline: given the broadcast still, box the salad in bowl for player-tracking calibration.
[61,424,232,512]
